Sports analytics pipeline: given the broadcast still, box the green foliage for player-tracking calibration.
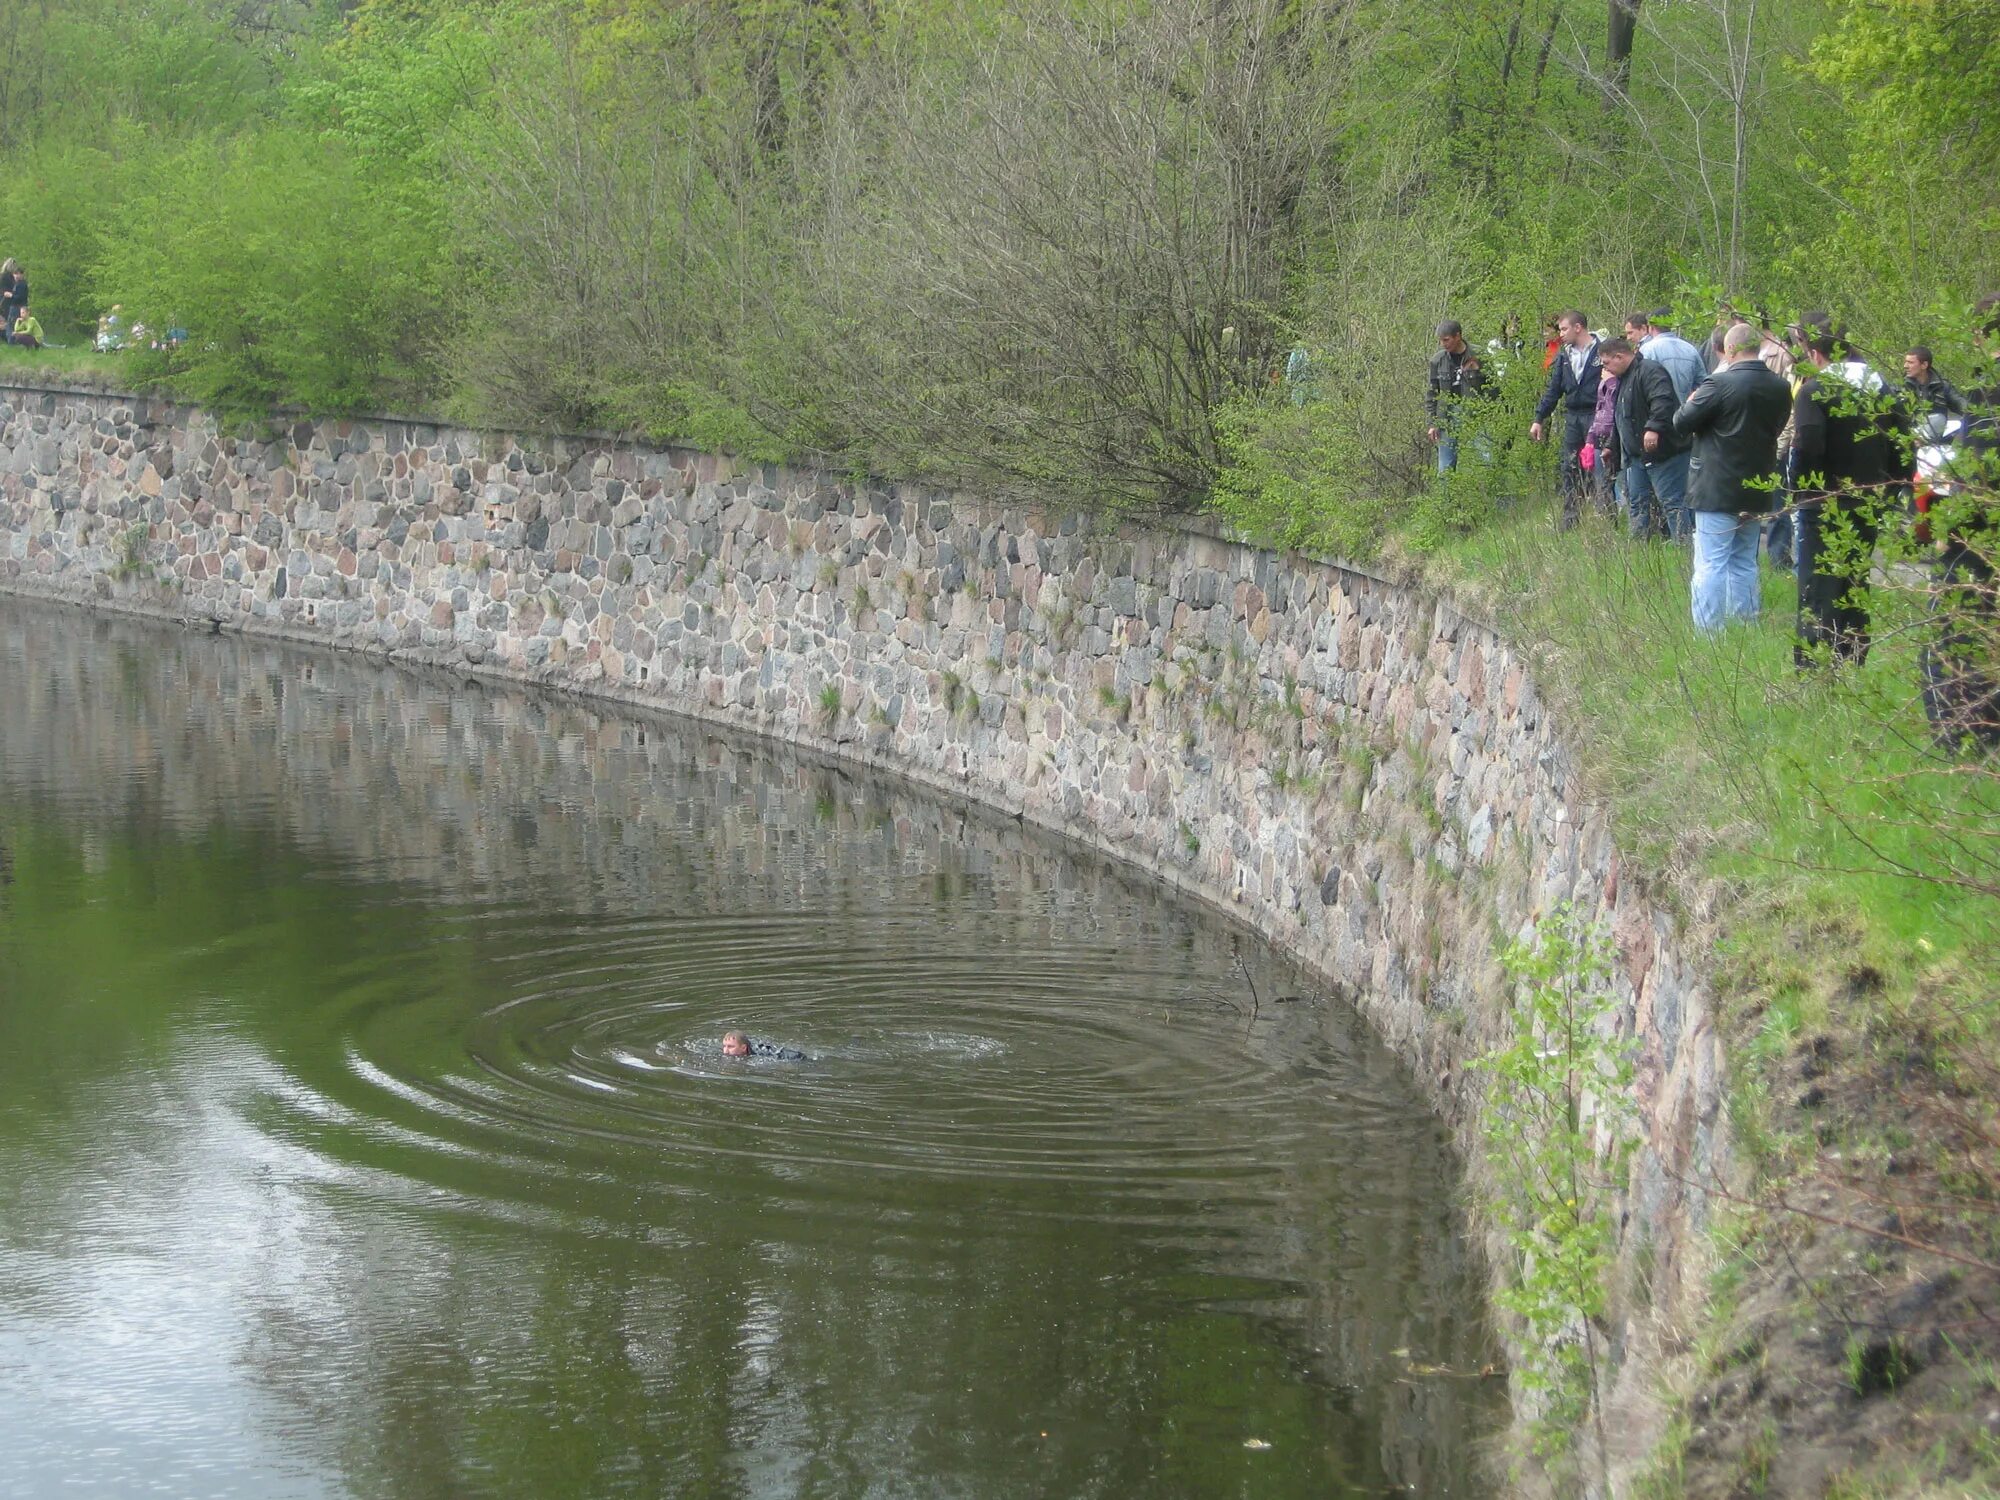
[1475,903,1637,1480]
[0,135,131,336]
[1784,0,2000,345]
[0,0,1985,510]
[97,126,447,413]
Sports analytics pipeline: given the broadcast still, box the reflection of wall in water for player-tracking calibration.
[0,602,1495,1494]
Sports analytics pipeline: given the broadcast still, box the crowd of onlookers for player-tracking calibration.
[0,258,179,352]
[1425,296,2000,748]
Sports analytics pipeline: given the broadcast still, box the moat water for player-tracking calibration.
[0,599,1502,1498]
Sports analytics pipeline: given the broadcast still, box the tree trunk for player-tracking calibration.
[1606,0,1640,105]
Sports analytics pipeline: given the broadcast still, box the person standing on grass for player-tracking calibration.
[0,261,20,346]
[1531,310,1604,529]
[1623,311,1706,405]
[1426,320,1489,473]
[1673,323,1793,631]
[1904,347,1967,419]
[1619,316,1702,539]
[1700,306,1738,374]
[1757,320,1804,571]
[1600,338,1691,541]
[1920,293,2000,748]
[0,261,28,347]
[1790,322,1902,668]
[1585,352,1622,516]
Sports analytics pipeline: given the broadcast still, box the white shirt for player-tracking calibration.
[1568,339,1594,380]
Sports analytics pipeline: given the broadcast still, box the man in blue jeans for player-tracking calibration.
[1622,314,1706,540]
[1671,324,1793,630]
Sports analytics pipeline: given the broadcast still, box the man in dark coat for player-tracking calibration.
[1922,293,2000,748]
[1791,324,1905,666]
[1531,310,1603,530]
[1672,323,1793,630]
[1903,347,1967,419]
[1425,320,1490,473]
[1599,337,1692,541]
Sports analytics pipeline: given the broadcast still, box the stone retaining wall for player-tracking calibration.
[0,381,1729,1491]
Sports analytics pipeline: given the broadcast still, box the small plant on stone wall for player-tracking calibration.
[941,669,964,714]
[817,682,843,725]
[110,523,149,581]
[1270,755,1320,797]
[1474,902,1637,1491]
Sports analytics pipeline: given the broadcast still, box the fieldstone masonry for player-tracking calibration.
[0,380,1729,1491]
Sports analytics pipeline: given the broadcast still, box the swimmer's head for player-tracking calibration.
[721,1030,751,1058]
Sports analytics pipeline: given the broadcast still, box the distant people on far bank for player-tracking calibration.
[0,260,28,346]
[1530,311,1606,529]
[1672,322,1793,632]
[96,306,128,352]
[11,306,43,350]
[1425,320,1492,472]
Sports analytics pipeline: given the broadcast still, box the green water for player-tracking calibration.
[0,600,1502,1498]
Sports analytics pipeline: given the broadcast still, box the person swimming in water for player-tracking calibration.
[721,1030,809,1062]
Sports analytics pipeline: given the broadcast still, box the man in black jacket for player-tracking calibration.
[1672,323,1793,630]
[1531,310,1603,529]
[1425,320,1490,473]
[1599,338,1692,541]
[1903,347,1967,419]
[1791,325,1905,667]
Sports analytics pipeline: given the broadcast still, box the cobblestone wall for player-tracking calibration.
[0,380,1730,1488]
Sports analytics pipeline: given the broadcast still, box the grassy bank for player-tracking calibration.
[1414,508,2000,1497]
[0,343,134,386]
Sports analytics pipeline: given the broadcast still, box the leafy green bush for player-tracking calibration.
[95,126,447,413]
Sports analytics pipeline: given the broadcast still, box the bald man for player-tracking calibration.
[1672,323,1792,630]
